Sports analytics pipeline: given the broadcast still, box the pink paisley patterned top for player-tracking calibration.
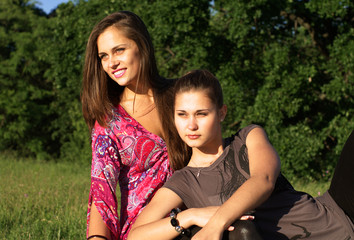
[86,104,173,240]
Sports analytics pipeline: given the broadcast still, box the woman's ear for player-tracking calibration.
[220,104,227,122]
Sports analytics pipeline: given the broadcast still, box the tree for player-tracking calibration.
[0,0,56,159]
[1,0,352,180]
[211,0,354,180]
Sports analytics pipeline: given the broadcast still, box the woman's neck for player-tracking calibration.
[120,86,155,115]
[188,143,224,168]
[119,85,164,138]
[121,83,152,100]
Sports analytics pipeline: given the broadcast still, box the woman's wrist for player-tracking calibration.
[169,208,191,237]
[200,217,228,236]
[87,235,109,240]
[206,212,232,232]
[178,208,196,228]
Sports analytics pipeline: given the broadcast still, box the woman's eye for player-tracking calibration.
[99,54,108,61]
[177,112,187,117]
[115,48,125,53]
[197,112,207,116]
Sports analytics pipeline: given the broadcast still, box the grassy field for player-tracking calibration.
[0,156,330,239]
[0,156,91,239]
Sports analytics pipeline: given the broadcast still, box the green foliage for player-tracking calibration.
[0,0,352,180]
[144,0,211,77]
[0,0,56,159]
[212,0,353,181]
[42,0,104,163]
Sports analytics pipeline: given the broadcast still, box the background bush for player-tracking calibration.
[0,0,353,181]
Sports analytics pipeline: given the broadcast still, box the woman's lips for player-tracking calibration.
[112,69,126,78]
[187,134,200,140]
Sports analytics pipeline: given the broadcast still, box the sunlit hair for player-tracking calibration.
[174,69,224,109]
[82,11,161,131]
[168,69,224,169]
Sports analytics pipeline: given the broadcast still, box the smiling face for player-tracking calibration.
[174,89,226,154]
[97,26,141,90]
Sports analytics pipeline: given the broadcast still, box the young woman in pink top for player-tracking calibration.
[81,11,189,240]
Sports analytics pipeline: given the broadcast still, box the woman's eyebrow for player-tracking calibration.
[98,43,129,55]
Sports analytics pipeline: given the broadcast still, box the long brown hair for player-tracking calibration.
[168,69,224,169]
[81,11,189,170]
[82,11,164,130]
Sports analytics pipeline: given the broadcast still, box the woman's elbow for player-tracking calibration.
[264,176,276,196]
[253,174,276,197]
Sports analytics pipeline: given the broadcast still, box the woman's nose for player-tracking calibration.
[187,117,198,130]
[109,56,119,68]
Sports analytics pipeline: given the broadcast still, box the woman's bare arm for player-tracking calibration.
[128,187,223,240]
[128,187,188,240]
[88,203,112,239]
[192,127,280,240]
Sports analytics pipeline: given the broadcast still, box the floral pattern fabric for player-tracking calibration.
[86,105,173,240]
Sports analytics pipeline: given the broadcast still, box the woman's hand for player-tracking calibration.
[188,207,224,240]
[191,215,255,240]
[191,207,255,228]
[190,206,220,227]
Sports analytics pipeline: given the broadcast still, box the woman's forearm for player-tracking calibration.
[207,175,274,231]
[88,203,112,240]
[204,127,279,230]
[128,209,195,240]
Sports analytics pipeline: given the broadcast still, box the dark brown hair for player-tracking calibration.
[81,11,189,170]
[174,69,224,108]
[168,69,224,169]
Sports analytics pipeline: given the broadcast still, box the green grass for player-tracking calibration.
[0,156,91,240]
[0,156,331,239]
[292,179,330,197]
